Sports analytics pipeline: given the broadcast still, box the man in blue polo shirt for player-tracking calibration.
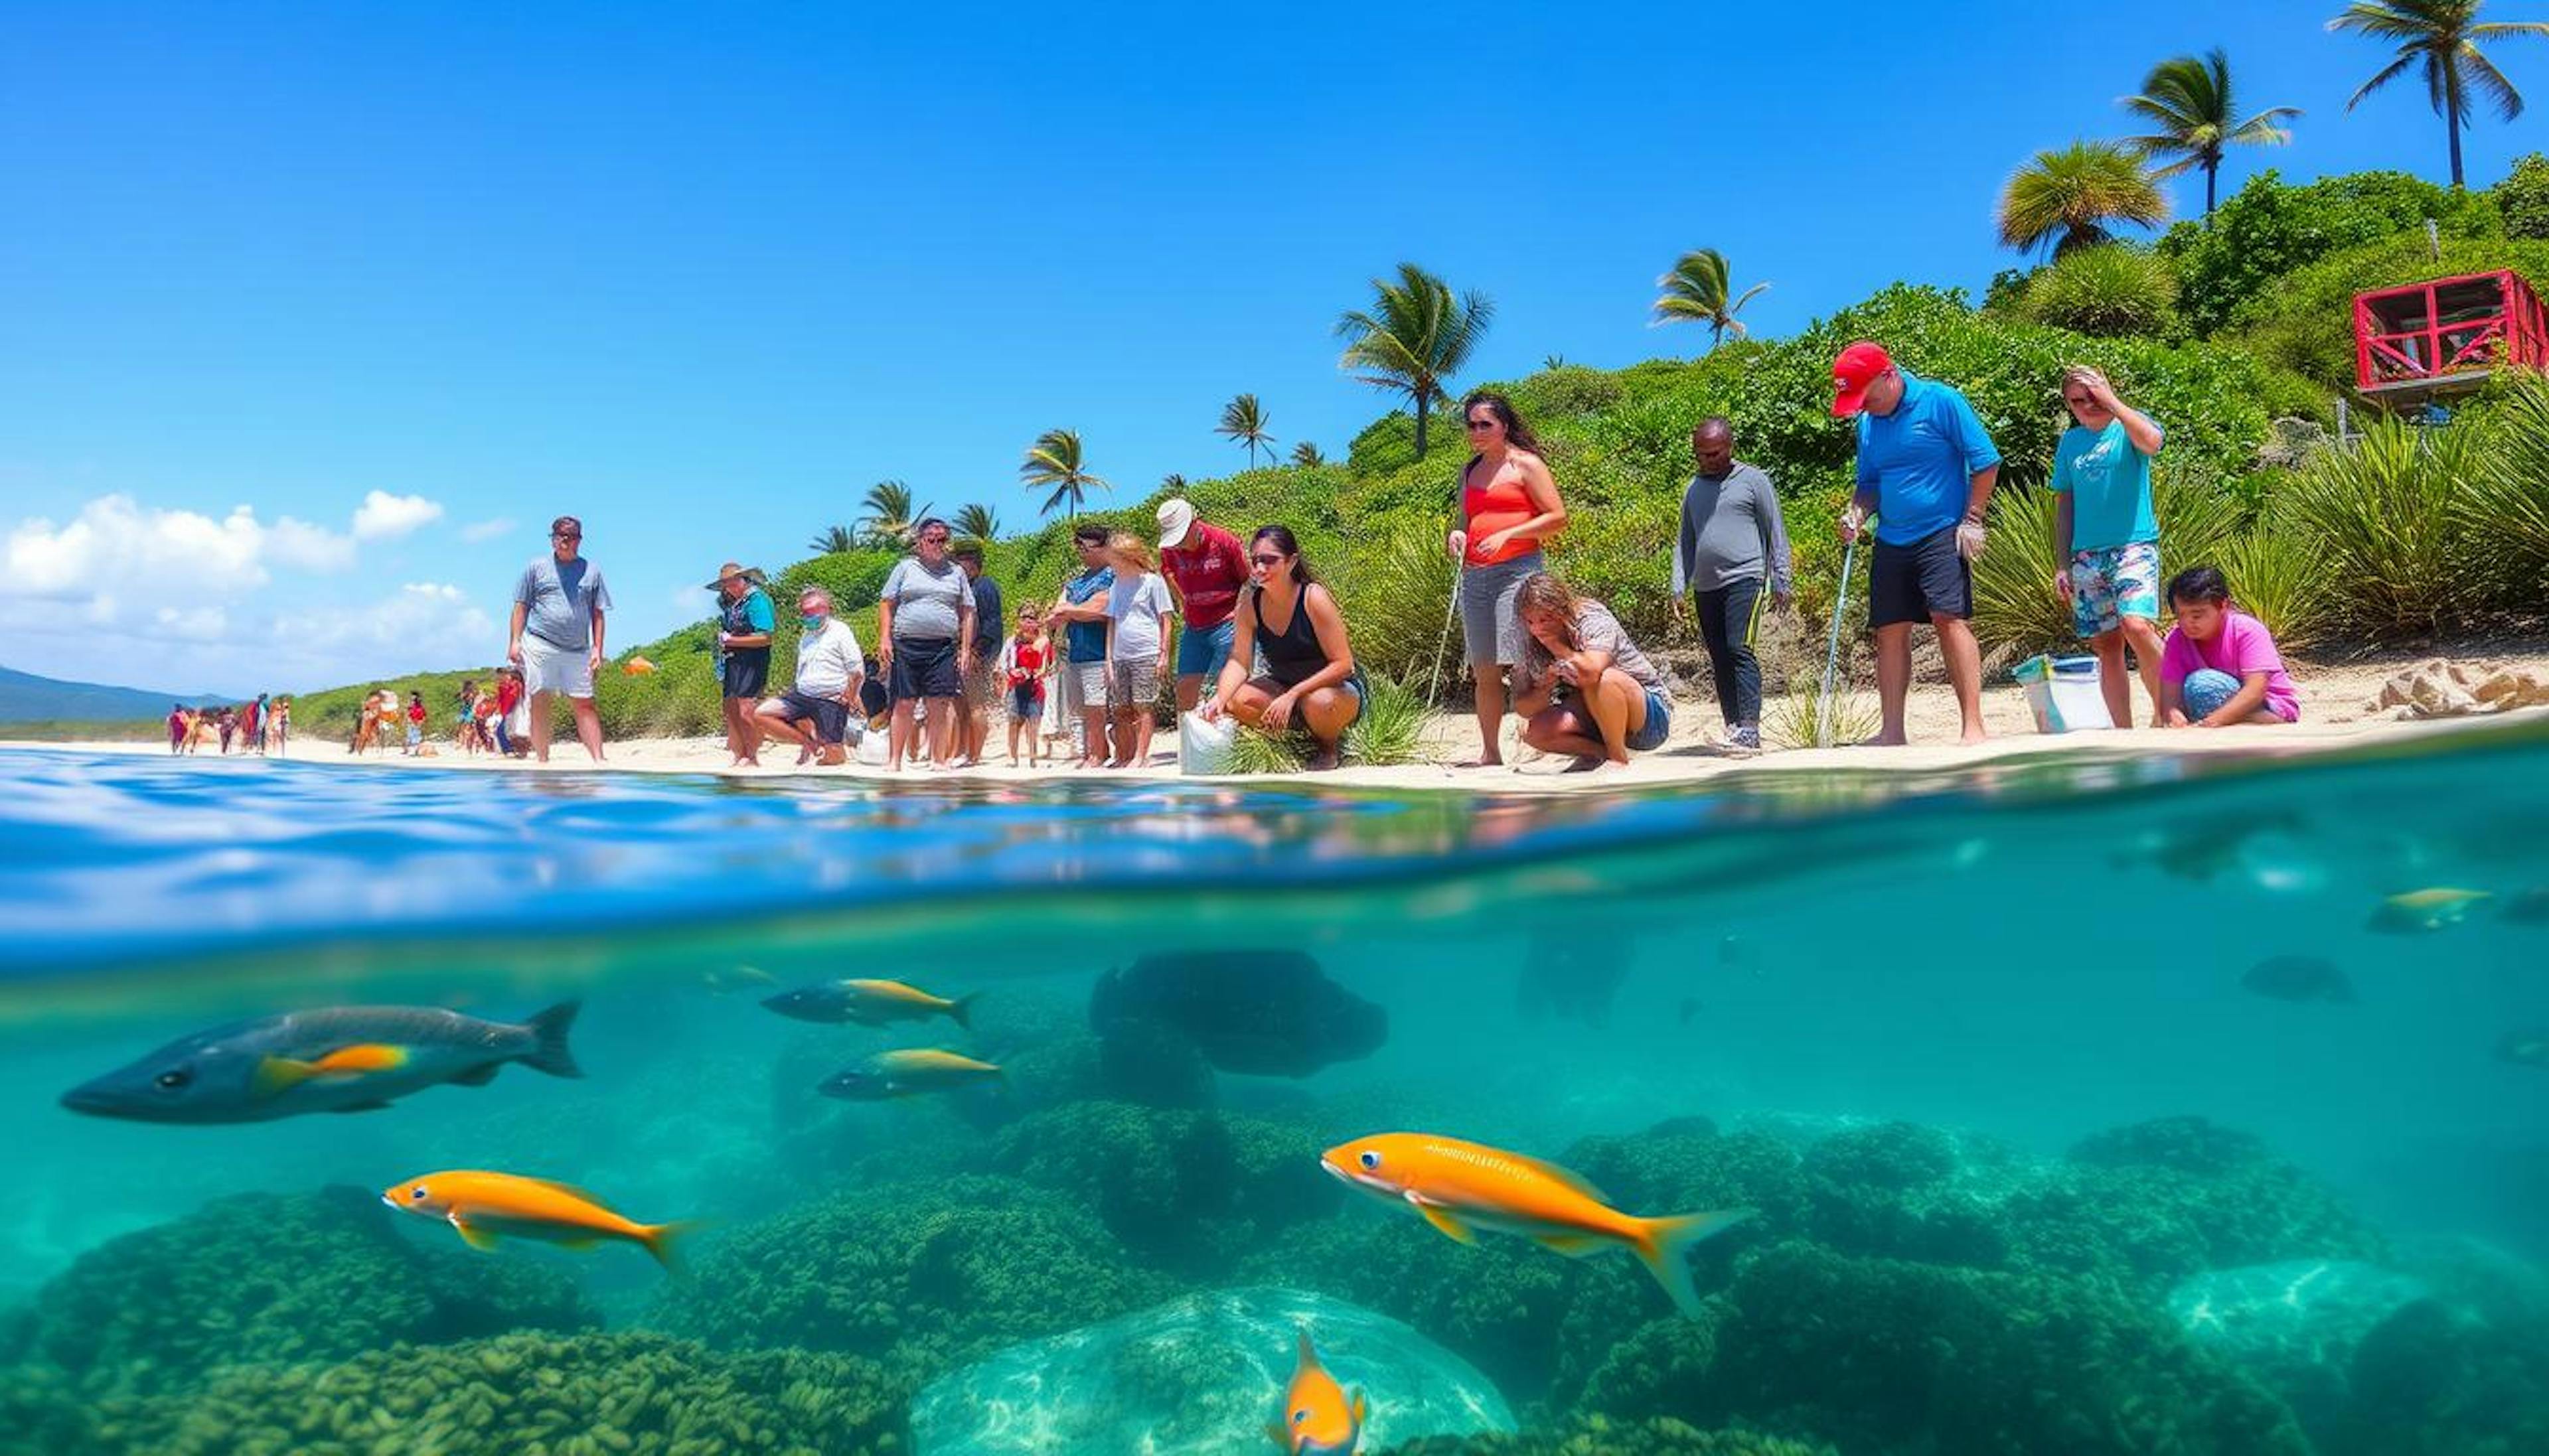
[1831,341,2000,746]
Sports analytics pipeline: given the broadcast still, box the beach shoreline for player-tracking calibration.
[14,662,2547,794]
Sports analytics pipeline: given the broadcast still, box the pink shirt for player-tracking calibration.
[2161,610,2300,722]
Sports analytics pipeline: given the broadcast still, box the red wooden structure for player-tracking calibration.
[2353,270,2549,399]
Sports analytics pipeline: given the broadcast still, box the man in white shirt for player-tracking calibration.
[755,586,866,766]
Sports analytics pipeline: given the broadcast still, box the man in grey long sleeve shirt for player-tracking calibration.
[1671,418,1792,751]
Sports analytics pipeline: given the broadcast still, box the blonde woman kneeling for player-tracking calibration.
[1511,573,1673,770]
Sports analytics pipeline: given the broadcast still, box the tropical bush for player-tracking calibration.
[2210,518,2332,651]
[1970,469,2240,656]
[2500,153,2549,242]
[2017,245,2180,339]
[2160,169,2501,337]
[2470,370,2549,603]
[2279,417,2480,636]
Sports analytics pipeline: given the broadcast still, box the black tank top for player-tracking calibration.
[1253,583,1330,688]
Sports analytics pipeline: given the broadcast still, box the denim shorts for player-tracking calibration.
[1459,551,1543,666]
[1175,618,1237,680]
[1626,689,1672,752]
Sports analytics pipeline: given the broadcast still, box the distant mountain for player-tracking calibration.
[0,665,224,723]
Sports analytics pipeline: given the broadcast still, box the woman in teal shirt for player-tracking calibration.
[2049,366,2166,729]
[712,561,777,766]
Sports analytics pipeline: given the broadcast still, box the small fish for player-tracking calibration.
[60,1003,581,1124]
[621,656,658,676]
[2497,1029,2549,1068]
[700,964,778,997]
[1268,1327,1365,1455]
[763,978,978,1029]
[1320,1133,1752,1319]
[383,1169,692,1272]
[2369,887,2493,934]
[819,1048,1004,1100]
[2241,956,2355,1004]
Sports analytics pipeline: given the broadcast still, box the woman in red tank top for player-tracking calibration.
[1447,392,1569,766]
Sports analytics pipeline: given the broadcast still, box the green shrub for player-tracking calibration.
[1223,674,1429,770]
[2019,245,2180,339]
[2497,153,2549,242]
[2279,418,2481,636]
[1511,364,1628,419]
[2162,169,2501,337]
[2465,370,2549,616]
[2211,517,2331,651]
[1970,469,2241,657]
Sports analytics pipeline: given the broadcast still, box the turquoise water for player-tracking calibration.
[3,731,2546,1455]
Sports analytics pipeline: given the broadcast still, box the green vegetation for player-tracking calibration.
[857,479,927,546]
[1217,393,1276,469]
[1020,427,1107,520]
[1651,249,1769,349]
[1997,140,2171,257]
[2503,151,2549,238]
[2016,243,2182,338]
[2122,48,2301,216]
[2328,0,2549,188]
[1337,262,1494,460]
[953,502,1002,541]
[2161,168,2499,338]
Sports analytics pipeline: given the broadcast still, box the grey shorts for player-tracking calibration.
[1069,660,1111,710]
[1460,551,1544,667]
[1109,658,1159,707]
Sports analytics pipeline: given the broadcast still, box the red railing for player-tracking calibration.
[2354,271,2549,391]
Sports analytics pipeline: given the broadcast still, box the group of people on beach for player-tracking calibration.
[165,695,288,756]
[486,340,2298,772]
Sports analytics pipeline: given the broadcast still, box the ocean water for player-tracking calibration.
[3,730,2546,1455]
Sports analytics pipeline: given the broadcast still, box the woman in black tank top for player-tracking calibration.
[1199,526,1364,770]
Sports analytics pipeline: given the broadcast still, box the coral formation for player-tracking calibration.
[22,1185,593,1396]
[653,1174,1178,1384]
[92,1331,904,1456]
[976,1100,1338,1272]
[1374,1415,1836,1455]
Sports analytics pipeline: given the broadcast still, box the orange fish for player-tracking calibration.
[1321,1133,1750,1318]
[382,1169,693,1272]
[1268,1327,1365,1455]
[621,656,658,676]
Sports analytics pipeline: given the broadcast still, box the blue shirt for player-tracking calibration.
[1061,566,1116,664]
[1853,373,2001,546]
[722,586,775,638]
[2050,419,2159,551]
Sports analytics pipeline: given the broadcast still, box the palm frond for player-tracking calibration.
[1997,140,2169,255]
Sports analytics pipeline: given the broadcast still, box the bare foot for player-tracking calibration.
[1856,733,1908,747]
[1959,728,1989,747]
[1452,758,1505,770]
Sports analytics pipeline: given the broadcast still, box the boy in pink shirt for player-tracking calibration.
[2159,565,2300,727]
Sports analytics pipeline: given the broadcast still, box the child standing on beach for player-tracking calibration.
[1001,605,1051,767]
[404,692,427,754]
[2159,565,2301,728]
[1103,532,1174,770]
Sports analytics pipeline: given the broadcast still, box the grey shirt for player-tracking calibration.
[1673,463,1793,598]
[880,556,969,642]
[514,555,612,651]
[1513,600,1667,700]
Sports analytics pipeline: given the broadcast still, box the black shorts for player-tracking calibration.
[772,690,848,745]
[1009,683,1043,719]
[890,636,961,700]
[1869,526,1971,629]
[721,648,770,699]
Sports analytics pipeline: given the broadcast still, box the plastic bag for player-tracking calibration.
[1179,710,1237,775]
[856,730,891,766]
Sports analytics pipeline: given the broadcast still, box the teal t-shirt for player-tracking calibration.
[2050,420,2159,550]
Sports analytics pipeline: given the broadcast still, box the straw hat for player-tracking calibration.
[704,561,765,590]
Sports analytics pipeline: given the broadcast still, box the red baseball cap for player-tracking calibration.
[1831,341,1893,417]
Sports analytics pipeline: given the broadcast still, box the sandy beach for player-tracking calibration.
[14,647,2546,792]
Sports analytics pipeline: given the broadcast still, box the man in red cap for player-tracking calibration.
[1830,342,2000,745]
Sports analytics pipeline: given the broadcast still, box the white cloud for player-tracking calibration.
[459,516,517,544]
[3,494,354,602]
[351,490,445,542]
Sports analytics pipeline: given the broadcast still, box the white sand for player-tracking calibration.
[12,650,2545,794]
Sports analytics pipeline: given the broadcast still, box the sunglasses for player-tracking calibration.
[2063,395,2097,407]
[553,532,581,541]
[1250,553,1286,566]
[1464,418,1497,431]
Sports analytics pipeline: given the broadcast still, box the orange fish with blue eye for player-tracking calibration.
[1267,1327,1364,1455]
[383,1169,693,1272]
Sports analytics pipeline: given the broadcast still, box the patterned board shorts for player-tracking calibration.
[2070,541,2160,637]
[1108,658,1160,707]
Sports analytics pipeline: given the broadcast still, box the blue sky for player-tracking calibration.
[2,1,2539,695]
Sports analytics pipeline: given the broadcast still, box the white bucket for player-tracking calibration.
[2015,654,2114,733]
[1178,711,1237,774]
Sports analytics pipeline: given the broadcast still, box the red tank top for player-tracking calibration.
[1462,455,1539,566]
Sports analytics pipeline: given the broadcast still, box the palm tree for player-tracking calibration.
[1290,441,1326,468]
[1997,140,2171,257]
[1651,248,1770,348]
[2329,1,2549,189]
[807,524,855,554]
[1336,262,1495,459]
[1160,473,1188,494]
[953,503,1002,542]
[2121,49,2301,216]
[1217,394,1276,468]
[1021,429,1109,521]
[859,480,930,547]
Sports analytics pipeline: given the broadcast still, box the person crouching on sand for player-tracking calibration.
[1200,526,1363,772]
[2159,565,2301,728]
[1511,572,1673,770]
